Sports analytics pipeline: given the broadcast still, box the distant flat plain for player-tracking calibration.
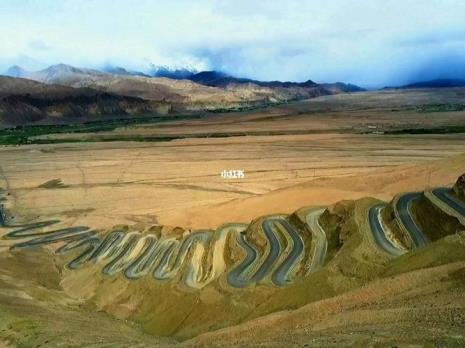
[2,88,465,230]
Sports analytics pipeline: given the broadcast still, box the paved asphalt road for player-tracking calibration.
[368,203,405,256]
[433,188,465,218]
[252,219,283,283]
[395,193,429,248]
[227,231,260,288]
[305,209,328,271]
[227,218,304,287]
[269,219,304,285]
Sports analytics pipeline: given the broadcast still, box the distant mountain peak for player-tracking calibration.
[102,65,150,77]
[187,71,321,88]
[41,63,100,75]
[4,65,29,78]
[149,65,197,79]
[48,63,72,69]
[192,70,230,79]
[1,62,363,100]
[401,78,465,89]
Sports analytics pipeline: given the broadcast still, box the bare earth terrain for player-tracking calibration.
[2,132,465,230]
[2,88,465,230]
[1,88,465,347]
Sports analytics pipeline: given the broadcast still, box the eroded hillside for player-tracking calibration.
[1,167,464,346]
[0,64,361,124]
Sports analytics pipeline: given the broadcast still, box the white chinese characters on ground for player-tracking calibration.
[220,169,245,179]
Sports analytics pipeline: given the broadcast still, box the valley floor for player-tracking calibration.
[1,89,465,346]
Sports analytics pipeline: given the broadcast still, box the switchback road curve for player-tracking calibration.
[395,193,429,248]
[368,203,406,256]
[2,213,313,290]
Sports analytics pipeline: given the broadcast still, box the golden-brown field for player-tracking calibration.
[2,132,465,231]
[1,88,465,347]
[3,88,465,231]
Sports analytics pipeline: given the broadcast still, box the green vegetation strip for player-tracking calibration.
[384,125,465,135]
[0,114,203,145]
[0,128,340,145]
[416,103,465,113]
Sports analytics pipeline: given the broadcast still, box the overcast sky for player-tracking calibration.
[1,0,465,88]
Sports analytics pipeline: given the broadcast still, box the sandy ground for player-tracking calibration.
[1,132,465,231]
[3,88,465,231]
[1,90,465,346]
[186,257,465,347]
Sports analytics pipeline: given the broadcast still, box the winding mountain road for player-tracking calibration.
[432,188,465,221]
[268,218,304,286]
[304,208,328,272]
[0,190,435,291]
[4,215,308,289]
[395,193,429,248]
[227,231,260,288]
[124,237,170,279]
[3,180,464,292]
[248,219,283,283]
[368,203,405,256]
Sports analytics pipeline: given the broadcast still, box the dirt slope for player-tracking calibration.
[0,76,170,124]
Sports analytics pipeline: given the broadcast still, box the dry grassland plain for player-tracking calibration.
[1,88,465,231]
[1,88,465,347]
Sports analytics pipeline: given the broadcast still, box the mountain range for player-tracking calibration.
[381,78,465,90]
[4,64,364,92]
[0,64,364,125]
[401,79,465,89]
[0,75,167,125]
[4,63,465,127]
[104,65,365,91]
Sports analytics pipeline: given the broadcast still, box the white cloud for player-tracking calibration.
[1,0,465,87]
